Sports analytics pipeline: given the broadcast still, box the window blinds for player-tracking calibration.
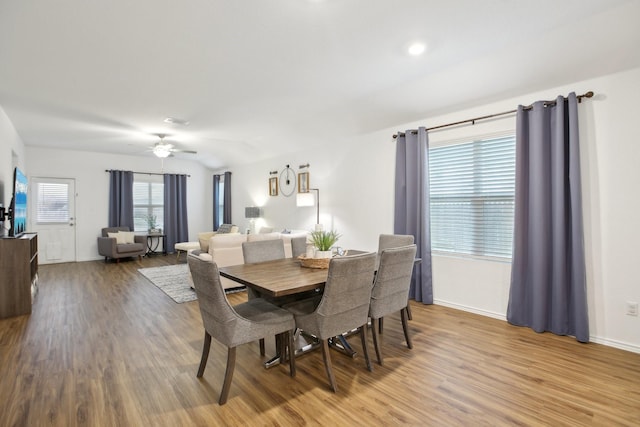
[429,135,515,258]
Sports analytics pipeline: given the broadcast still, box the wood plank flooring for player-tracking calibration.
[1,256,639,426]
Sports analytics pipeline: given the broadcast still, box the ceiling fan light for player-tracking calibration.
[153,145,172,158]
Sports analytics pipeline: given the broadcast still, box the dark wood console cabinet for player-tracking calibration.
[0,233,38,319]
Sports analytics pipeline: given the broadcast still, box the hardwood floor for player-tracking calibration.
[1,256,639,426]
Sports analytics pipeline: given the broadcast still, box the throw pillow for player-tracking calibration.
[118,231,135,244]
[217,224,234,234]
[107,232,125,244]
[198,231,216,252]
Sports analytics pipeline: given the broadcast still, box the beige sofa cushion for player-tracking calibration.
[198,226,241,251]
[198,231,217,252]
[246,232,280,242]
[208,233,247,290]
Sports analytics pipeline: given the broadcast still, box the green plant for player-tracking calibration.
[146,214,157,229]
[310,230,340,251]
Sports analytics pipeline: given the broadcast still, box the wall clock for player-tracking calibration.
[279,165,297,197]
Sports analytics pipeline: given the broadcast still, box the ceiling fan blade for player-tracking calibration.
[172,149,197,154]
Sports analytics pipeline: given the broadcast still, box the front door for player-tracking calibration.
[30,177,76,264]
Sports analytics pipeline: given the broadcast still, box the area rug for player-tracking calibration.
[138,264,245,304]
[138,264,197,303]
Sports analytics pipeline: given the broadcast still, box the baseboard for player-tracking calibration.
[433,299,506,321]
[433,299,640,354]
[589,336,640,354]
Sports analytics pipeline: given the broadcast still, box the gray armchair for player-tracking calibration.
[97,227,146,262]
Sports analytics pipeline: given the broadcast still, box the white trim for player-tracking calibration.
[589,336,640,354]
[434,299,506,321]
[433,300,640,354]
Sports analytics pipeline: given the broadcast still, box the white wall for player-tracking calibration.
[0,105,26,217]
[228,67,640,352]
[12,66,640,352]
[25,147,213,261]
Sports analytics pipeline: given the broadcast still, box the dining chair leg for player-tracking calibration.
[197,331,212,377]
[321,339,337,392]
[401,307,412,349]
[370,317,383,365]
[379,317,384,333]
[259,338,265,356]
[276,333,285,362]
[406,301,413,320]
[219,347,237,405]
[288,330,296,377]
[359,325,373,372]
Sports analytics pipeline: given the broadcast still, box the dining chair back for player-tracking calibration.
[284,252,377,392]
[290,236,307,258]
[369,244,417,365]
[378,234,414,253]
[376,233,416,326]
[188,253,296,405]
[242,239,286,263]
[242,238,287,355]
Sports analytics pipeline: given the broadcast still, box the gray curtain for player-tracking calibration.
[507,92,589,343]
[223,171,232,224]
[394,127,433,303]
[108,170,134,229]
[163,174,189,253]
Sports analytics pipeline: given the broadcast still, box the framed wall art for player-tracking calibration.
[269,177,278,196]
[298,172,309,193]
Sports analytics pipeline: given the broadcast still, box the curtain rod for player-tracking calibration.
[393,91,594,138]
[105,169,191,177]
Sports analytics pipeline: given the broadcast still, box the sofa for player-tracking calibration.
[192,230,308,290]
[98,226,147,262]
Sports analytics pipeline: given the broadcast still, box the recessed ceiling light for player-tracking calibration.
[407,42,426,56]
[164,117,190,126]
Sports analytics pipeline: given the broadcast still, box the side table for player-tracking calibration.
[146,234,167,256]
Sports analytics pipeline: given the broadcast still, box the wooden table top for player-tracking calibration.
[219,258,330,298]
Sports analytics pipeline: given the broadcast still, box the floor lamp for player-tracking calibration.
[296,188,322,231]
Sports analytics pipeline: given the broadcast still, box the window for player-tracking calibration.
[35,182,69,223]
[215,176,225,227]
[429,134,515,258]
[133,179,164,232]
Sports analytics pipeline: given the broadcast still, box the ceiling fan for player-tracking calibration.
[150,134,197,158]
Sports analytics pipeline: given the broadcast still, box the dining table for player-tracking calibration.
[219,257,329,298]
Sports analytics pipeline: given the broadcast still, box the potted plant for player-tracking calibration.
[310,230,340,259]
[146,214,160,234]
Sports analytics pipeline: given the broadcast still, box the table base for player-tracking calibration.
[263,329,357,369]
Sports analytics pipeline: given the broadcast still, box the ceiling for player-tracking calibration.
[1,0,639,170]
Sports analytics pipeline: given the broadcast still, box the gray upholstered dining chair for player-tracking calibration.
[284,252,377,392]
[242,239,286,355]
[377,233,416,327]
[378,233,414,254]
[369,244,417,365]
[187,253,295,405]
[291,236,307,258]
